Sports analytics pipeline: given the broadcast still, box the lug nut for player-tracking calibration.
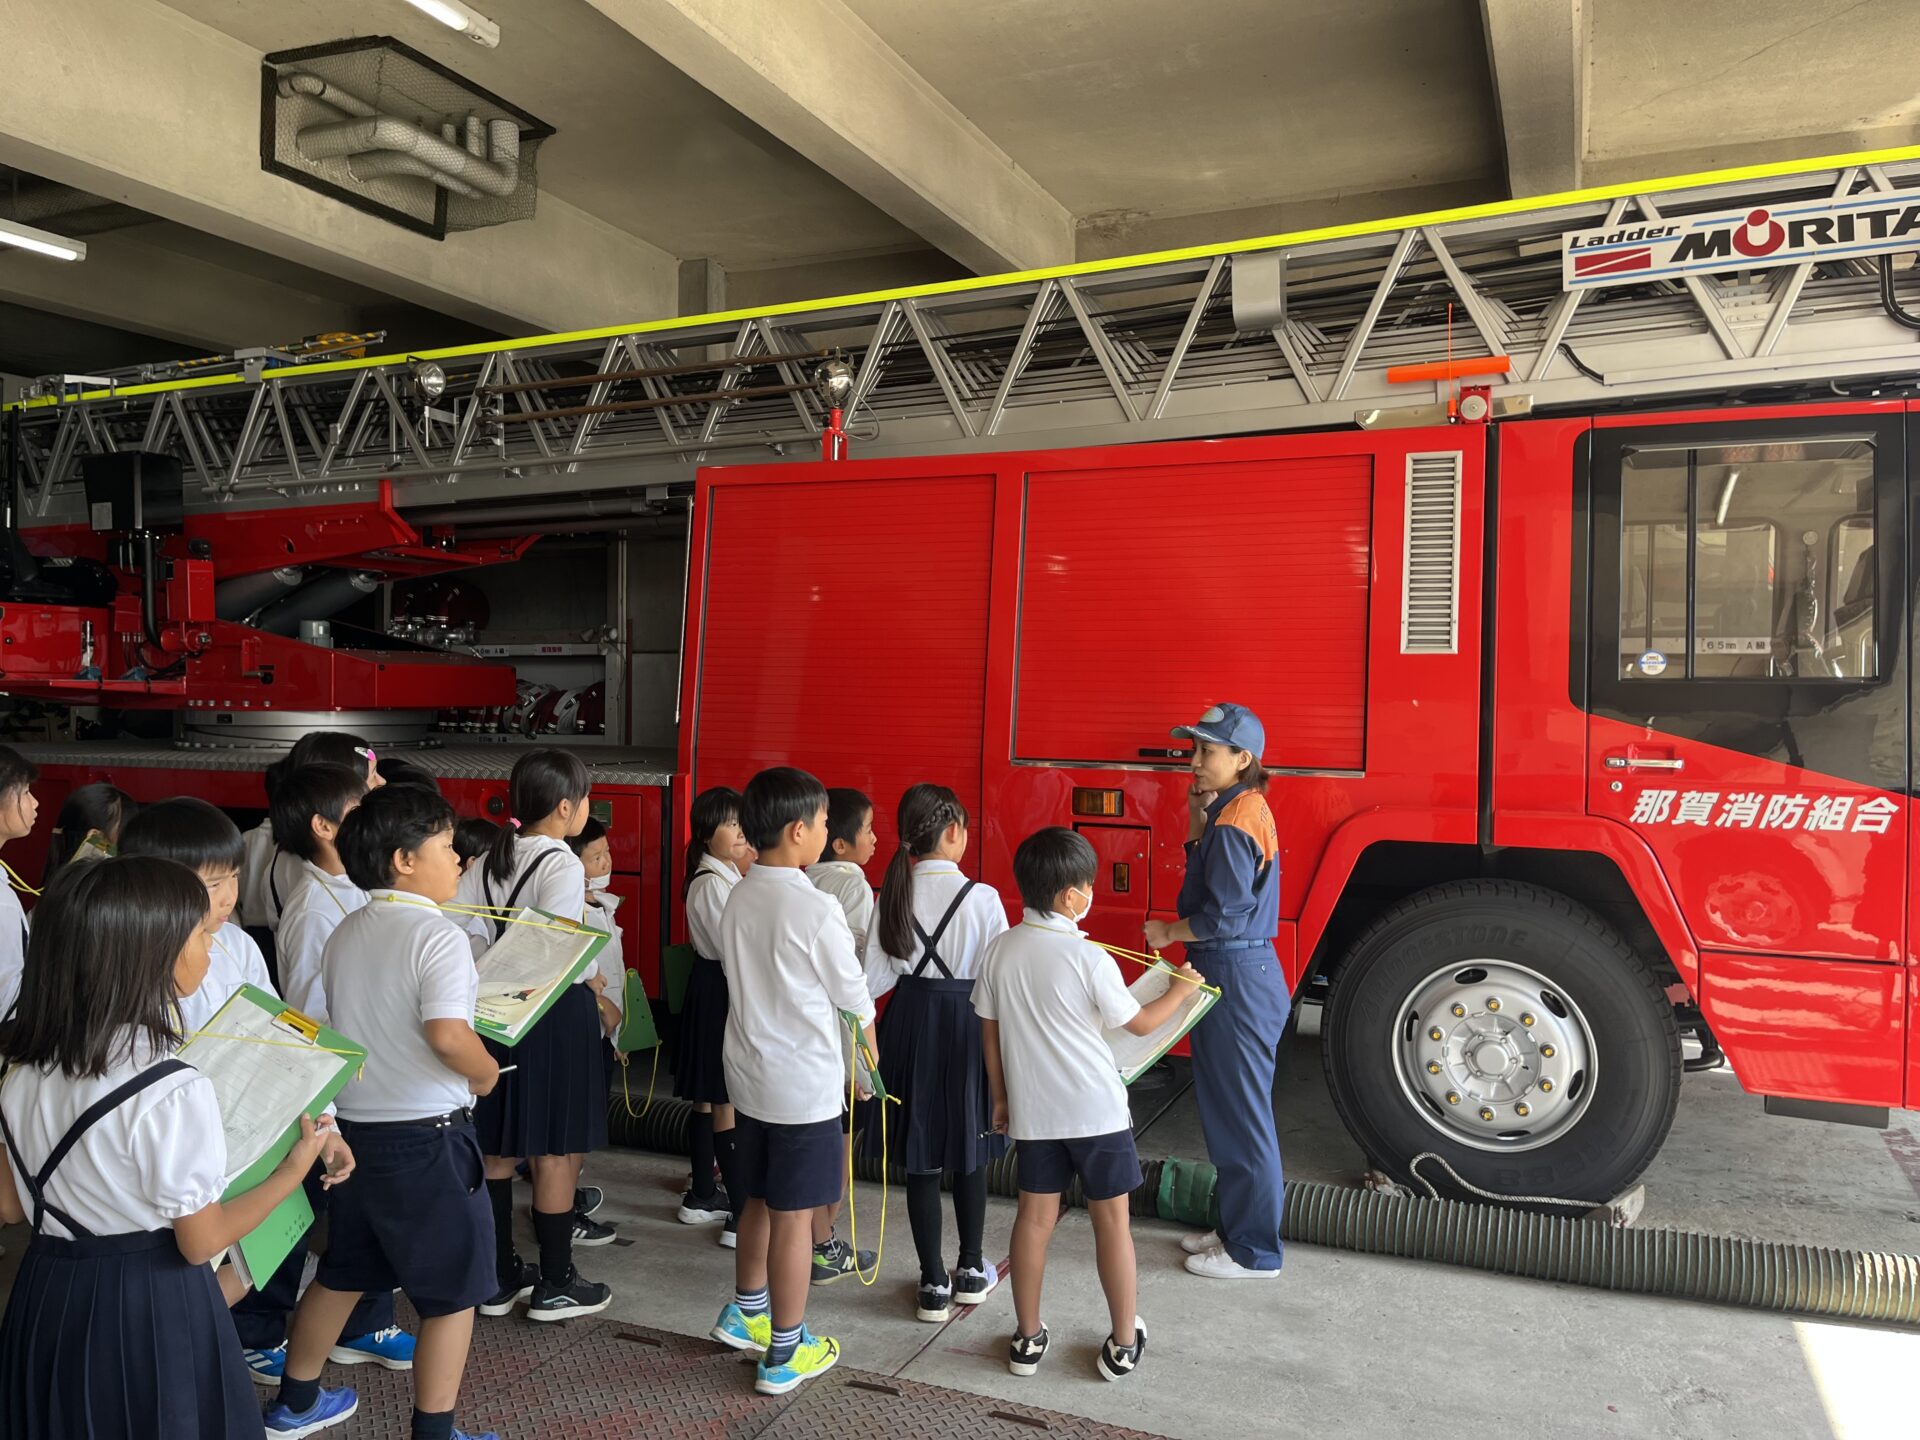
[1426,1061,1441,1075]
[1520,1013,1536,1028]
[1445,1091,1460,1105]
[1539,1079,1554,1092]
[1479,1107,1495,1121]
[1515,1103,1531,1117]
[1540,1044,1556,1058]
[1450,1003,1466,1017]
[1486,998,1502,1012]
[1428,1027,1444,1042]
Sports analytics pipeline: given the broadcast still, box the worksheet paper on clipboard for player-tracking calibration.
[178,986,360,1185]
[1104,967,1218,1085]
[174,985,365,1289]
[473,908,607,1045]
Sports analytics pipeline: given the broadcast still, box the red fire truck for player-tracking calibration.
[6,148,1919,1202]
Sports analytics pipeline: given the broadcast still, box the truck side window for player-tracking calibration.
[1618,439,1876,681]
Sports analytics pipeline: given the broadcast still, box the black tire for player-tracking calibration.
[1321,879,1680,1205]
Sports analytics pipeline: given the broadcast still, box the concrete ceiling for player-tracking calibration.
[1,0,1914,379]
[841,0,1499,224]
[156,0,925,268]
[1585,0,1920,180]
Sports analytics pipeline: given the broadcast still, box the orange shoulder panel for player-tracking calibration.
[1216,792,1278,867]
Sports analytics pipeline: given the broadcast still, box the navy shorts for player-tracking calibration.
[735,1112,845,1212]
[318,1116,496,1317]
[1015,1129,1143,1202]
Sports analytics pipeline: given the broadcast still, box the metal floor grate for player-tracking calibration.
[332,1312,1169,1438]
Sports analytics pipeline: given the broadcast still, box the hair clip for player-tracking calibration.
[354,746,377,763]
[509,818,523,830]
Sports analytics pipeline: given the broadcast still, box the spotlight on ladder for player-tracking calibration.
[813,354,856,462]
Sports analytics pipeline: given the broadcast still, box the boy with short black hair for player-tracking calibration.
[974,826,1202,1382]
[269,763,371,1023]
[270,783,502,1440]
[708,767,877,1396]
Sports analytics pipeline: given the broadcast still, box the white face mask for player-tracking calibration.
[1069,887,1094,924]
[586,874,611,892]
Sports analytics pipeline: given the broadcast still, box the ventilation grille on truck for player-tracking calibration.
[1402,452,1462,654]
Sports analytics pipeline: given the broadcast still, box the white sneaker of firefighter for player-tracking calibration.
[1179,1230,1221,1255]
[1184,1247,1278,1280]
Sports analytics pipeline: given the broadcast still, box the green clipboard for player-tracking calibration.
[841,1010,885,1102]
[176,984,366,1290]
[616,969,660,1053]
[473,908,610,1046]
[663,942,696,1015]
[1106,969,1220,1085]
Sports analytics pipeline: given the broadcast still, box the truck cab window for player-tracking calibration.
[1618,439,1876,681]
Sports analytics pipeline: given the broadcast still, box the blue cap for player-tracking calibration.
[1171,702,1266,761]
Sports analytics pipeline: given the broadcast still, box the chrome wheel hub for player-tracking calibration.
[1393,960,1597,1152]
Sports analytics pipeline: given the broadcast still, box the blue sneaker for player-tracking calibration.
[755,1329,839,1396]
[263,1386,359,1436]
[709,1302,771,1354]
[327,1324,416,1370]
[243,1344,286,1387]
[452,1430,500,1440]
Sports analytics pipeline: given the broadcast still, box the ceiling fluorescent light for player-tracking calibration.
[399,0,500,48]
[0,217,86,262]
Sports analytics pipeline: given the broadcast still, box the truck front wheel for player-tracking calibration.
[1321,880,1681,1205]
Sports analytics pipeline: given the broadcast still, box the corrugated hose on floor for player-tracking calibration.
[608,1094,1920,1327]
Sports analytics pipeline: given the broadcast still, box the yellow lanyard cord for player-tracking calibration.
[616,1045,659,1118]
[1,859,41,897]
[845,1030,900,1288]
[186,1029,363,1060]
[1088,937,1224,996]
[371,894,587,935]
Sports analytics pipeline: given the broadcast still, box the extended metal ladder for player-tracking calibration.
[11,148,1920,519]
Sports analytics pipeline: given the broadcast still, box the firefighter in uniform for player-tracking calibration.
[1146,702,1288,1280]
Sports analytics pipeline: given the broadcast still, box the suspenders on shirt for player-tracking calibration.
[483,847,560,941]
[909,881,978,979]
[0,1059,191,1238]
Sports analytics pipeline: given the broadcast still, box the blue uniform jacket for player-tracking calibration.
[1177,782,1280,945]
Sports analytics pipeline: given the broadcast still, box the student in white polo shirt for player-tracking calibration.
[269,784,502,1440]
[238,732,383,944]
[707,767,877,1398]
[268,763,371,1023]
[974,827,1202,1384]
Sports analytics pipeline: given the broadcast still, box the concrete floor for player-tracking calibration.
[554,1015,1920,1440]
[1,1016,1916,1438]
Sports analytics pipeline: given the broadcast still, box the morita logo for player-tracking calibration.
[1561,195,1920,290]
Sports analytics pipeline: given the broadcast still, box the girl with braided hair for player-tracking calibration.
[862,783,1010,1322]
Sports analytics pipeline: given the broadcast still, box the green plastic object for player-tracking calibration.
[617,970,660,1052]
[1155,1154,1221,1229]
[663,943,696,1015]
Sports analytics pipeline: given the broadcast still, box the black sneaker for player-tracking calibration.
[571,1213,617,1247]
[810,1236,874,1285]
[573,1185,604,1219]
[526,1268,612,1323]
[1097,1316,1148,1382]
[1008,1326,1050,1377]
[678,1188,732,1225]
[718,1212,738,1249]
[915,1280,952,1323]
[478,1259,539,1317]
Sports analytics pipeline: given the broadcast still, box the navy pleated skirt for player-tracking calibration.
[863,975,1007,1175]
[0,1228,263,1440]
[475,981,608,1158]
[674,957,731,1105]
